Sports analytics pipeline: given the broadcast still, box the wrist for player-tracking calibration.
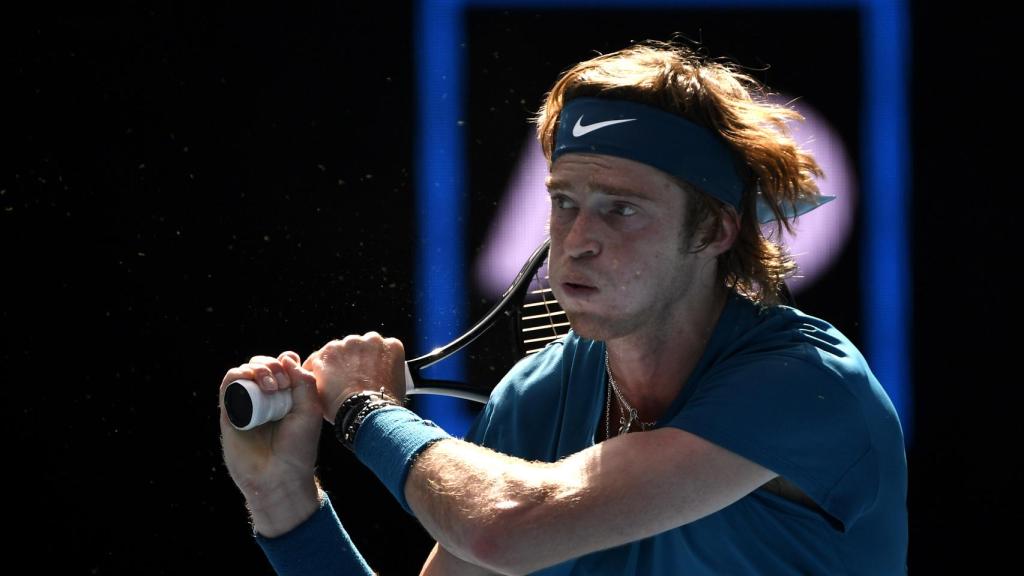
[334,390,401,450]
[330,380,405,420]
[246,478,324,538]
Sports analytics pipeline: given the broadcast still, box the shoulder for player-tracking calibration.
[720,298,879,399]
[701,300,896,449]
[669,297,905,528]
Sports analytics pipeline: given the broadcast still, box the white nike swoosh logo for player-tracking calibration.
[572,116,637,137]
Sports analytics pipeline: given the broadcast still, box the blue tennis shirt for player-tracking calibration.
[253,291,907,574]
[465,290,908,574]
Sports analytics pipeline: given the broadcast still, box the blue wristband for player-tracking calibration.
[253,493,374,575]
[353,406,452,514]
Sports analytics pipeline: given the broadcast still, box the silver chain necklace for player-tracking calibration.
[605,351,658,440]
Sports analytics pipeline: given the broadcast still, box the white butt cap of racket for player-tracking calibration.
[223,379,294,431]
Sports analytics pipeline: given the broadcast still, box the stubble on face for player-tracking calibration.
[547,156,701,344]
[559,242,697,343]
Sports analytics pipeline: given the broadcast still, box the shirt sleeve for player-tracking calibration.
[253,492,374,575]
[666,354,879,532]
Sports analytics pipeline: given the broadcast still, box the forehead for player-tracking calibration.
[546,153,685,201]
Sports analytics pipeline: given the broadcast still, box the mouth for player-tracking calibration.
[560,281,598,299]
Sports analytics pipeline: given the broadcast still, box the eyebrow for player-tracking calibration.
[544,176,654,200]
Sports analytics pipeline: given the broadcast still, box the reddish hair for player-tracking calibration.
[535,40,826,305]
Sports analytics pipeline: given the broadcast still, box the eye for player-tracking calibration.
[550,193,577,210]
[610,203,637,217]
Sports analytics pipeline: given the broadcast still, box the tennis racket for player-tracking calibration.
[223,238,567,430]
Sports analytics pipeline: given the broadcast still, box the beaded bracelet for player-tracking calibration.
[333,391,400,450]
[335,392,377,435]
[344,401,396,450]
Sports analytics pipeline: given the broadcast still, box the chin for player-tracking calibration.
[564,311,617,342]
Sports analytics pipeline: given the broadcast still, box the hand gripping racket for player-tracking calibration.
[223,239,566,430]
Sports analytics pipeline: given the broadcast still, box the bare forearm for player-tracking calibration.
[420,543,500,576]
[405,439,585,573]
[403,428,770,574]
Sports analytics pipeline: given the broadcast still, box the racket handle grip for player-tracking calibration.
[222,379,294,431]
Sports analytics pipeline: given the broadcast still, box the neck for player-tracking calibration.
[605,286,729,421]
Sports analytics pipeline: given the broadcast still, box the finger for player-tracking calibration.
[383,337,405,359]
[276,351,303,390]
[317,336,357,364]
[221,362,280,392]
[281,355,315,387]
[220,364,256,389]
[249,355,290,390]
[281,355,322,413]
[247,363,280,392]
[289,368,323,414]
[302,347,325,373]
[274,367,291,390]
[363,331,383,342]
[219,365,259,410]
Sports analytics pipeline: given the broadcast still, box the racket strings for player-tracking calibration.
[521,260,569,354]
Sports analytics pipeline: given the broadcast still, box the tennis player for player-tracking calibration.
[219,40,908,575]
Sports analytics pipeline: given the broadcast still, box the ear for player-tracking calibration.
[702,206,740,259]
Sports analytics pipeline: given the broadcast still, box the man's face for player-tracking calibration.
[546,153,708,342]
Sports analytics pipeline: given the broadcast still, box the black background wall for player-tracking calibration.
[3,1,1012,573]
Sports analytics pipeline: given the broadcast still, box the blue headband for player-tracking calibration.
[552,97,834,223]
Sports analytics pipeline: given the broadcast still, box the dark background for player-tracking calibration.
[2,2,1012,573]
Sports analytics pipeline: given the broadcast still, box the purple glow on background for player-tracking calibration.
[770,95,857,295]
[475,137,551,297]
[475,96,855,298]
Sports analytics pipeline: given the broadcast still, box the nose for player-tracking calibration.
[561,208,601,259]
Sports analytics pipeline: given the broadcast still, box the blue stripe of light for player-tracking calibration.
[862,0,912,444]
[416,0,912,445]
[461,0,857,7]
[415,1,468,434]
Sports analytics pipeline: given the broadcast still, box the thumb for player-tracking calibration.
[281,357,322,414]
[290,377,323,415]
